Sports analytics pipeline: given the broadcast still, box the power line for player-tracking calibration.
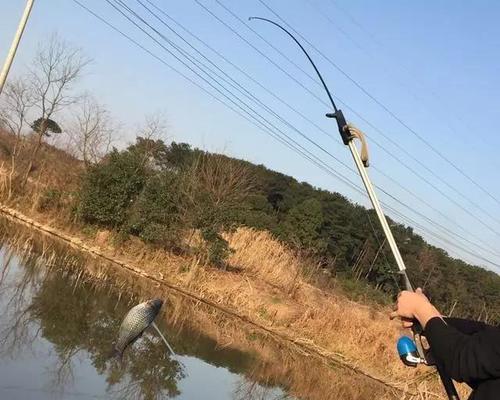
[327,0,385,50]
[304,0,366,53]
[140,0,500,258]
[257,0,500,208]
[253,0,500,229]
[72,0,500,270]
[191,0,500,245]
[192,0,330,108]
[384,203,500,271]
[205,0,500,241]
[122,0,500,264]
[131,0,500,257]
[105,0,371,195]
[70,0,308,161]
[199,0,500,238]
[326,0,500,174]
[214,0,322,88]
[72,1,363,202]
[215,0,500,231]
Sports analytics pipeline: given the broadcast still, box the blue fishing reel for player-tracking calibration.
[397,336,425,367]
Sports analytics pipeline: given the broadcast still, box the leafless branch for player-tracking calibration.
[0,78,34,138]
[67,93,114,167]
[137,112,168,141]
[22,33,90,184]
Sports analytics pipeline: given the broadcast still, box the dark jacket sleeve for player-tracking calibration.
[425,317,500,383]
[444,317,489,335]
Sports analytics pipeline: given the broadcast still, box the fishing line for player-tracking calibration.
[73,0,500,267]
[151,321,177,357]
[249,16,460,400]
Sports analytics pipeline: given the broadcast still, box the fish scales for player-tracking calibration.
[113,299,163,359]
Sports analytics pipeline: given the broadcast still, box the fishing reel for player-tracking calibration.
[397,333,435,367]
[397,336,425,367]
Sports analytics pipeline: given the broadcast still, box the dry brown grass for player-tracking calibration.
[226,228,302,291]
[0,209,471,399]
[0,133,472,399]
[0,221,391,400]
[203,227,471,399]
[0,130,82,216]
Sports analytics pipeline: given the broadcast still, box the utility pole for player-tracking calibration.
[0,0,35,95]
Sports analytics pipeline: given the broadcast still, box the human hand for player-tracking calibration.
[390,288,441,329]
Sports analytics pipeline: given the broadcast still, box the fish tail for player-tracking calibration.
[111,346,123,362]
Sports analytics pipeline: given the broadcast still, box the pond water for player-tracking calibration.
[0,220,395,400]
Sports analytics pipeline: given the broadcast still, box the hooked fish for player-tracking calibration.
[112,299,163,360]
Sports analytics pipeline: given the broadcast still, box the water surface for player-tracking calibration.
[0,248,291,399]
[0,220,395,400]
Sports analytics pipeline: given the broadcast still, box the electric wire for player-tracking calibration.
[89,0,500,267]
[71,0,319,167]
[325,0,500,174]
[71,0,500,270]
[123,1,500,267]
[106,0,375,200]
[214,0,327,91]
[214,0,500,231]
[195,0,500,240]
[139,0,500,258]
[251,0,500,228]
[130,0,500,257]
[192,0,330,109]
[257,0,500,208]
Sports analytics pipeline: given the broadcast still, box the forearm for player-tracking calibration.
[414,302,442,328]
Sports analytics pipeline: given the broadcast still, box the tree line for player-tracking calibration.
[1,33,499,324]
[76,137,500,324]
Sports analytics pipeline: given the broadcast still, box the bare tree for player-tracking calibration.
[68,94,113,168]
[0,78,33,137]
[137,111,168,141]
[183,152,256,208]
[179,151,256,266]
[0,78,34,197]
[133,112,169,168]
[22,34,90,184]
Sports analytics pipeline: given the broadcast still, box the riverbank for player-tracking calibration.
[0,216,398,400]
[0,203,469,399]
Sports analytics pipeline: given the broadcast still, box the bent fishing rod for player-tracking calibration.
[249,16,459,400]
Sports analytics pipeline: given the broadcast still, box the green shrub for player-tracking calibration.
[127,172,181,248]
[37,188,63,212]
[76,148,148,228]
[200,227,233,268]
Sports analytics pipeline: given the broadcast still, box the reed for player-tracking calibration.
[0,198,471,400]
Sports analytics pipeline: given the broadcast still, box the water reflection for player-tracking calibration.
[0,219,396,400]
[0,250,185,399]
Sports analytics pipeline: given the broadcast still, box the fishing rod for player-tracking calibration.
[249,16,459,400]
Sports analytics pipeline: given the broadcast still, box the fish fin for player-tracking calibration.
[111,347,123,362]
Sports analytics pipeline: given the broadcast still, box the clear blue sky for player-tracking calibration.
[2,0,500,271]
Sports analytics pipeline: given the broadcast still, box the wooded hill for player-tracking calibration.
[76,137,500,324]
